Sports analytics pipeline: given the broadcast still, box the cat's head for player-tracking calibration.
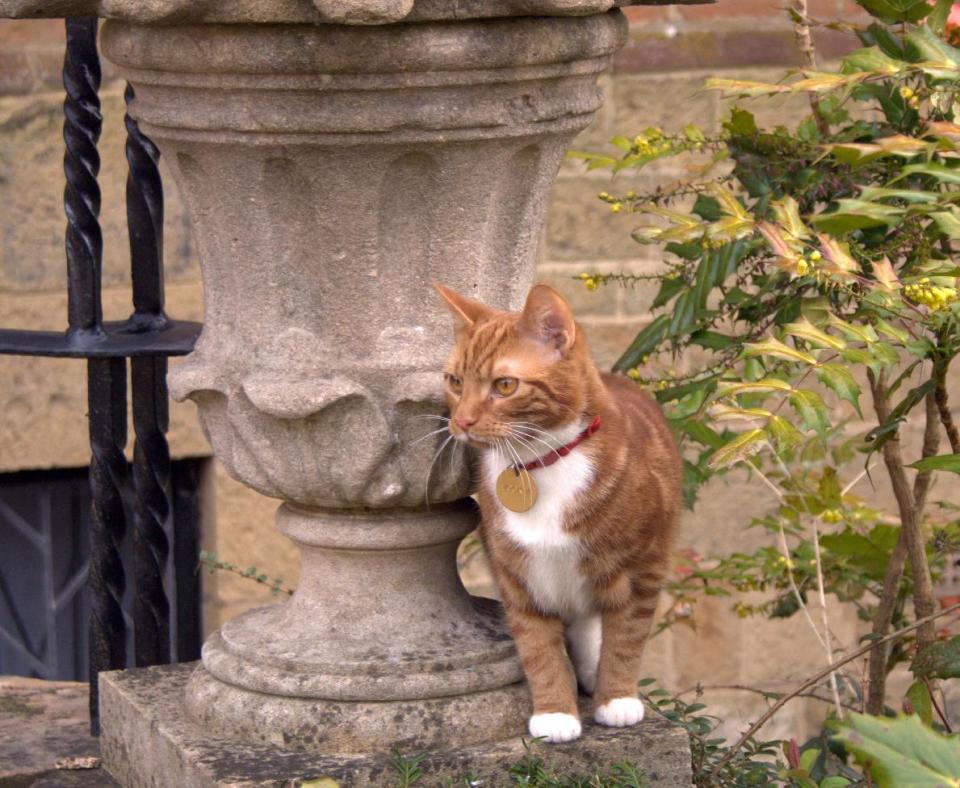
[435,283,594,449]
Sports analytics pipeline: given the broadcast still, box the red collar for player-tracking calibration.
[515,415,602,472]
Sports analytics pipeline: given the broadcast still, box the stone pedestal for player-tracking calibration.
[2,0,694,782]
[100,664,694,787]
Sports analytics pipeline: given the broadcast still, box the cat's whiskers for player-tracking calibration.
[408,426,452,448]
[502,437,535,509]
[424,432,455,511]
[509,426,563,463]
[507,431,550,465]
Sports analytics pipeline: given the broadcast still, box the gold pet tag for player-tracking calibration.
[496,466,538,513]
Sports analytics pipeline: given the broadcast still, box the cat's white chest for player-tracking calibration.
[483,446,595,619]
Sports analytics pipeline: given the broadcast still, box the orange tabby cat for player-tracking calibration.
[435,282,682,743]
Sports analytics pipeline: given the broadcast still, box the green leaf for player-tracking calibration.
[866,380,935,448]
[790,389,830,436]
[831,713,960,787]
[829,315,879,344]
[904,24,960,68]
[910,453,960,474]
[875,319,910,344]
[810,200,903,233]
[708,428,767,469]
[651,276,687,309]
[858,186,941,204]
[817,364,863,417]
[893,162,960,186]
[690,330,737,350]
[744,336,818,365]
[911,636,960,680]
[692,194,722,221]
[767,415,804,451]
[785,317,847,350]
[819,777,852,788]
[614,315,670,372]
[928,0,953,32]
[854,0,933,23]
[905,681,934,726]
[724,107,759,136]
[871,341,900,369]
[717,378,794,396]
[931,210,960,240]
[683,419,726,449]
[843,43,907,71]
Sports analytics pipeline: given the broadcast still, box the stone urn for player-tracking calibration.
[0,0,695,784]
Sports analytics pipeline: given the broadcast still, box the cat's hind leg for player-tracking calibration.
[566,612,601,695]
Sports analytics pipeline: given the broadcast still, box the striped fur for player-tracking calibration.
[436,283,682,743]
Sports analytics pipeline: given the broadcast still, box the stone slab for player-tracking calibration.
[101,663,693,787]
[0,676,119,787]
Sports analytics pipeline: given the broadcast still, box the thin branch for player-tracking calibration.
[934,354,960,454]
[756,453,829,653]
[923,676,953,733]
[867,369,937,649]
[865,533,908,715]
[769,449,843,717]
[713,601,960,774]
[789,0,830,136]
[678,682,861,713]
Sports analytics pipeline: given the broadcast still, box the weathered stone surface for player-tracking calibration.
[0,676,117,787]
[100,664,693,787]
[0,0,619,24]
[103,13,627,509]
[192,504,527,742]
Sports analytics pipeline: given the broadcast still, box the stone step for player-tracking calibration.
[101,663,693,787]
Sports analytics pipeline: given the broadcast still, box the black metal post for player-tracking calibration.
[172,462,202,663]
[63,16,130,736]
[63,17,104,345]
[86,356,128,735]
[125,83,174,668]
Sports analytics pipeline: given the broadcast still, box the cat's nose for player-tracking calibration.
[455,417,477,430]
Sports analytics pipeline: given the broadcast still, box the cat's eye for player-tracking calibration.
[446,374,463,395]
[493,377,519,397]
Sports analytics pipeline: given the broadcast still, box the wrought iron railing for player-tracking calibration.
[0,18,203,734]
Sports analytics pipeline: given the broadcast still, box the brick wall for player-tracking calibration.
[0,3,878,743]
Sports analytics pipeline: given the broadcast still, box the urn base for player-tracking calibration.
[100,663,694,787]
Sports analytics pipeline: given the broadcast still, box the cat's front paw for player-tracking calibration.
[528,712,582,743]
[594,697,645,727]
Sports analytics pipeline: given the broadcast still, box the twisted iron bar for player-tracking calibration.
[86,357,128,735]
[125,83,174,666]
[131,357,172,667]
[63,18,103,340]
[124,83,167,330]
[62,17,127,736]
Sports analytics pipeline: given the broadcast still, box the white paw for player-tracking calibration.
[594,697,645,727]
[528,712,582,743]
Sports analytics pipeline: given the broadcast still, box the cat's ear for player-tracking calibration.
[434,282,492,337]
[519,284,576,358]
